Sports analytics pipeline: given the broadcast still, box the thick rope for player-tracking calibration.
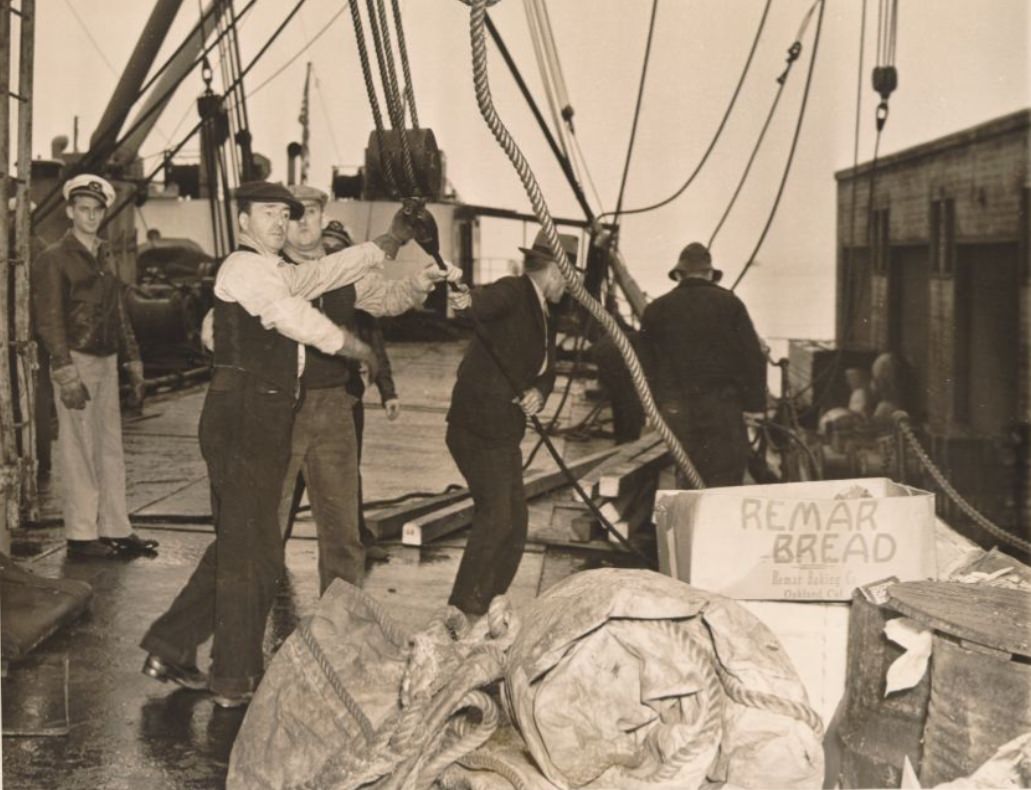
[454,752,532,790]
[391,0,419,128]
[895,413,1031,555]
[296,620,377,744]
[621,620,723,782]
[717,665,824,736]
[414,690,500,790]
[468,0,705,489]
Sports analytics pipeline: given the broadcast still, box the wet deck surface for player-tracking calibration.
[2,341,636,789]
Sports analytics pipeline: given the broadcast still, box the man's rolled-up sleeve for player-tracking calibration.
[282,242,384,300]
[353,263,430,317]
[215,253,352,355]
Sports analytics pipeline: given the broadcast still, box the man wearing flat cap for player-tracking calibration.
[32,174,156,558]
[275,184,405,591]
[444,228,575,617]
[140,181,462,708]
[640,241,766,487]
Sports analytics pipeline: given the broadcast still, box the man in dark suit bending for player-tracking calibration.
[445,229,577,616]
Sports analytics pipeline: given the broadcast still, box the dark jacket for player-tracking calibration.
[300,282,358,391]
[640,278,766,411]
[31,230,140,370]
[447,275,556,441]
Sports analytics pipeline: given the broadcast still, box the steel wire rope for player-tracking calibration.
[390,0,420,128]
[522,0,567,159]
[97,0,310,233]
[348,0,401,195]
[594,0,771,224]
[466,0,705,490]
[211,6,241,185]
[313,69,344,163]
[729,0,826,292]
[366,0,418,192]
[799,0,868,413]
[704,0,822,250]
[612,0,659,221]
[32,0,261,226]
[373,0,419,189]
[245,5,345,97]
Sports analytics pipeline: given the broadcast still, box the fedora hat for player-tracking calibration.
[518,228,579,271]
[668,241,723,283]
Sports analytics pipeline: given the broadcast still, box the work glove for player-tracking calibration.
[337,333,378,384]
[515,388,544,417]
[53,365,90,411]
[416,260,464,292]
[125,360,146,410]
[388,201,424,245]
[448,283,472,312]
[384,398,401,421]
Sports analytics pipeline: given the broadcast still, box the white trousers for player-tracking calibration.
[53,350,132,540]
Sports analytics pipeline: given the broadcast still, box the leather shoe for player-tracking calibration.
[67,539,120,558]
[103,533,159,556]
[211,691,253,709]
[142,654,208,691]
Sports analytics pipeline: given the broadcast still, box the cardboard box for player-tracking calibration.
[654,478,937,601]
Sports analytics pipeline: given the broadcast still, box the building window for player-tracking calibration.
[930,197,955,276]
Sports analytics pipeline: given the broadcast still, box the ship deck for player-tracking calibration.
[2,339,639,789]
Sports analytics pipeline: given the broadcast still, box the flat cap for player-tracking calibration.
[234,181,304,220]
[321,219,354,247]
[518,228,579,271]
[288,183,328,207]
[63,174,116,208]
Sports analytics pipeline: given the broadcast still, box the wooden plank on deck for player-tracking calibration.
[402,445,619,546]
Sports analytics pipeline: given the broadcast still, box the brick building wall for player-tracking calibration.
[835,109,1030,534]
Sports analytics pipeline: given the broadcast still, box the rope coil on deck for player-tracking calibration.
[467,0,705,489]
[894,412,1031,555]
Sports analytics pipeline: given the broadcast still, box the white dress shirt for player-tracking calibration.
[212,241,431,373]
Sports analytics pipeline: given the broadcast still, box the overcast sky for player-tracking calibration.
[22,0,1031,341]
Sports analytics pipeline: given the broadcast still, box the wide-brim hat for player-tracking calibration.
[288,183,328,207]
[234,180,304,220]
[669,241,723,283]
[518,228,579,271]
[63,174,116,208]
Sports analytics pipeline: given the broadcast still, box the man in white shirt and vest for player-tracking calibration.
[140,181,460,708]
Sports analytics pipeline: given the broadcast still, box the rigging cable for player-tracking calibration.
[466,0,705,489]
[365,0,418,192]
[612,0,659,221]
[347,0,400,195]
[729,0,827,292]
[594,0,771,223]
[390,0,420,128]
[32,0,261,227]
[708,0,819,249]
[97,0,310,233]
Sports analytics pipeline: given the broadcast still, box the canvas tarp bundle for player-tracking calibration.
[502,569,825,789]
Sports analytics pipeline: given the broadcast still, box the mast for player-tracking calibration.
[300,61,312,184]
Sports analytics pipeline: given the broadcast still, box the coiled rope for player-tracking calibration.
[894,413,1031,555]
[467,0,705,489]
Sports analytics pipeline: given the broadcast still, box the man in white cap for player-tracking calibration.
[443,228,575,617]
[31,174,155,558]
[140,181,462,708]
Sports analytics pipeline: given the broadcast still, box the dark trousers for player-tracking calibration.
[661,387,749,488]
[446,421,527,616]
[141,376,293,696]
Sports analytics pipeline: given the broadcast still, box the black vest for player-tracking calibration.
[211,246,297,394]
[212,298,298,395]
